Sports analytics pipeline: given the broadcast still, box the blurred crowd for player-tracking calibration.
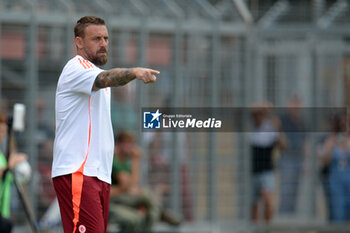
[1,90,350,231]
[249,96,350,224]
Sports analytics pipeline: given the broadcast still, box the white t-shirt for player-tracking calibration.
[52,55,114,184]
[250,119,278,147]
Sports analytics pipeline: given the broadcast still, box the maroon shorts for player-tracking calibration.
[52,174,110,233]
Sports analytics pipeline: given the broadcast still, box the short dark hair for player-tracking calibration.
[115,131,136,145]
[74,16,106,38]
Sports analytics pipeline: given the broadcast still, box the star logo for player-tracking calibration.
[143,109,162,129]
[151,109,162,122]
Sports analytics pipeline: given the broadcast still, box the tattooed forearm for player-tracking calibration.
[92,67,159,90]
[93,68,135,90]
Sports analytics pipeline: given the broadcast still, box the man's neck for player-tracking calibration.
[77,50,88,60]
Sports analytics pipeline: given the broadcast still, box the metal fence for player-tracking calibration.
[2,0,350,232]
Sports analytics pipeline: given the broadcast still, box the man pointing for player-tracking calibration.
[51,16,159,233]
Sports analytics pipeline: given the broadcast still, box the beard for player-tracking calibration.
[92,55,107,66]
[85,48,108,66]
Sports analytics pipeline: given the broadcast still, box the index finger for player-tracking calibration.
[149,69,160,75]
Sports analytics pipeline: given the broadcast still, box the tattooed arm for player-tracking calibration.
[92,67,160,91]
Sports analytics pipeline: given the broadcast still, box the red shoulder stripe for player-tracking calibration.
[78,58,88,69]
[83,59,93,69]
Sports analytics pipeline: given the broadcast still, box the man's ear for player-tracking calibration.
[75,37,84,50]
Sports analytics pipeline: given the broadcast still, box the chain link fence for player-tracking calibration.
[1,0,350,232]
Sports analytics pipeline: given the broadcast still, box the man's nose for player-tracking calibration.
[100,38,108,47]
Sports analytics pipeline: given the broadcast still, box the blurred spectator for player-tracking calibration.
[250,102,286,223]
[109,131,181,231]
[278,96,307,215]
[145,132,170,207]
[319,114,350,222]
[148,131,193,221]
[0,114,28,233]
[0,99,9,153]
[318,135,332,221]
